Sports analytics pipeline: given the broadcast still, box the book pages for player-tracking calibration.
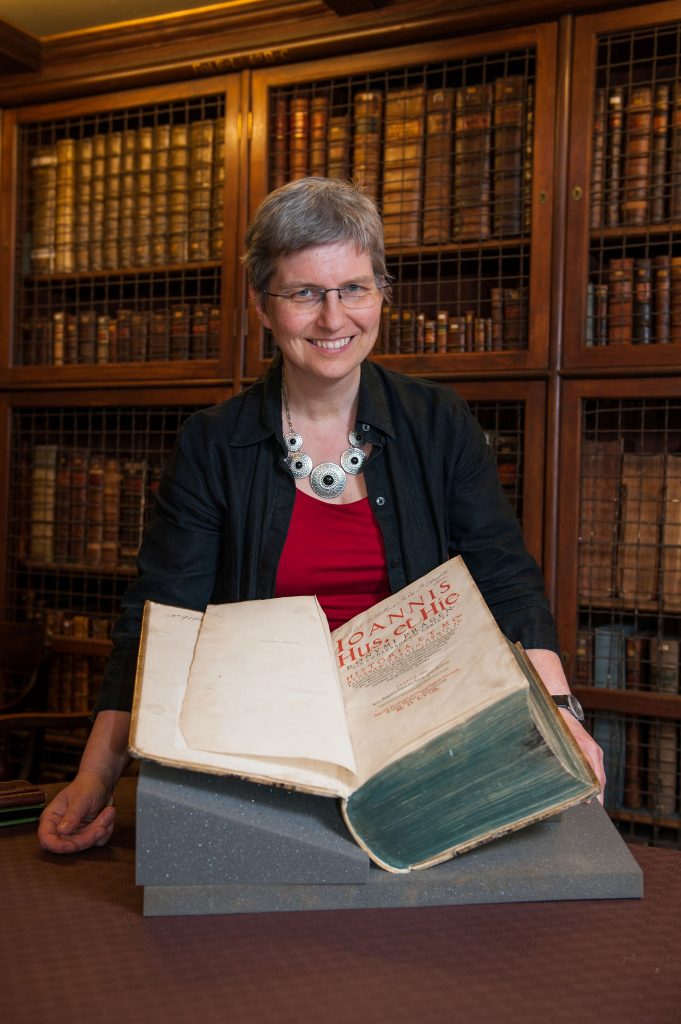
[129,600,356,796]
[180,596,356,772]
[332,558,527,785]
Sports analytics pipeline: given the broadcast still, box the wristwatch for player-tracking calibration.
[552,694,585,723]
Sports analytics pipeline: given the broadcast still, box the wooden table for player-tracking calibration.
[2,778,679,1024]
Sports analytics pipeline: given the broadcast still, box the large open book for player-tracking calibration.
[129,556,599,872]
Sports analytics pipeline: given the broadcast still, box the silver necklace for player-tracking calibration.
[281,377,367,499]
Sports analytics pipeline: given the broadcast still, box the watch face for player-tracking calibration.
[567,694,585,723]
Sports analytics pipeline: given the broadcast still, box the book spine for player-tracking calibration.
[151,125,171,265]
[622,85,652,227]
[271,96,288,188]
[578,439,623,599]
[606,87,625,227]
[210,116,225,261]
[648,639,679,816]
[651,721,679,817]
[78,310,96,364]
[590,89,607,230]
[96,314,111,365]
[593,624,633,809]
[101,457,122,569]
[168,123,190,264]
[623,718,643,810]
[650,84,670,224]
[149,310,169,361]
[102,132,122,270]
[188,120,215,264]
[493,75,525,236]
[662,453,681,611]
[55,138,76,274]
[654,255,671,344]
[309,94,329,177]
[136,127,154,267]
[453,84,493,240]
[353,92,383,202]
[608,257,634,344]
[30,145,58,273]
[671,256,681,344]
[522,82,534,235]
[670,83,681,222]
[119,461,148,565]
[169,305,191,360]
[422,88,454,245]
[633,257,653,345]
[86,452,105,566]
[74,138,93,272]
[616,452,664,602]
[89,134,106,271]
[118,129,138,268]
[207,306,221,359]
[30,445,59,563]
[382,85,426,248]
[594,283,609,346]
[326,114,351,182]
[289,95,310,180]
[68,449,89,565]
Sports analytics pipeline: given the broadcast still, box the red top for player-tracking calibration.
[275,488,391,631]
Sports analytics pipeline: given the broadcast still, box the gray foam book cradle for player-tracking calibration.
[136,762,643,917]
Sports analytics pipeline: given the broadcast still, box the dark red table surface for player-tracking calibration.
[2,778,679,1024]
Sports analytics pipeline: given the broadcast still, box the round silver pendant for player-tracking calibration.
[348,429,366,448]
[340,446,366,475]
[284,452,313,479]
[283,431,303,453]
[310,462,346,498]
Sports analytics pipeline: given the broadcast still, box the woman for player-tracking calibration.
[39,177,604,853]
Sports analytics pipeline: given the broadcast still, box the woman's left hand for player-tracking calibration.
[525,647,605,804]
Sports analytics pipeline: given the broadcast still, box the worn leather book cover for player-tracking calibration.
[622,85,652,226]
[493,75,525,236]
[382,85,425,247]
[353,92,383,201]
[423,87,454,244]
[617,451,664,603]
[0,781,47,826]
[454,83,493,240]
[578,438,623,600]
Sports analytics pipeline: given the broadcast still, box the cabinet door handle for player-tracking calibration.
[572,186,583,201]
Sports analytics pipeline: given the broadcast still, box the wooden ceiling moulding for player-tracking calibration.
[0,0,641,105]
[0,18,41,74]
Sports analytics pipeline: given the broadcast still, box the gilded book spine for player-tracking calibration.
[422,88,454,245]
[382,85,426,247]
[453,84,493,240]
[353,92,383,202]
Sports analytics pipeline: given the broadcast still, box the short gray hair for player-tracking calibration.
[242,177,389,298]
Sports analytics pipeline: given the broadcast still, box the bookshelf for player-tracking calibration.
[553,0,681,846]
[556,378,681,843]
[0,385,230,777]
[0,77,242,387]
[564,2,681,373]
[246,25,558,379]
[0,0,678,836]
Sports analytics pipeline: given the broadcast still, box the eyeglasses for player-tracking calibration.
[264,282,385,309]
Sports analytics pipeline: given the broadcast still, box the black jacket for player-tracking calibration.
[96,358,559,711]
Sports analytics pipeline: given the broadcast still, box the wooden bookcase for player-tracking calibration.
[0,76,243,388]
[246,25,558,379]
[564,1,681,374]
[554,0,681,845]
[0,0,678,835]
[556,377,681,843]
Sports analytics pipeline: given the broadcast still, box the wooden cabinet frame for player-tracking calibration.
[245,24,558,379]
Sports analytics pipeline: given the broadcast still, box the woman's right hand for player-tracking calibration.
[38,771,116,854]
